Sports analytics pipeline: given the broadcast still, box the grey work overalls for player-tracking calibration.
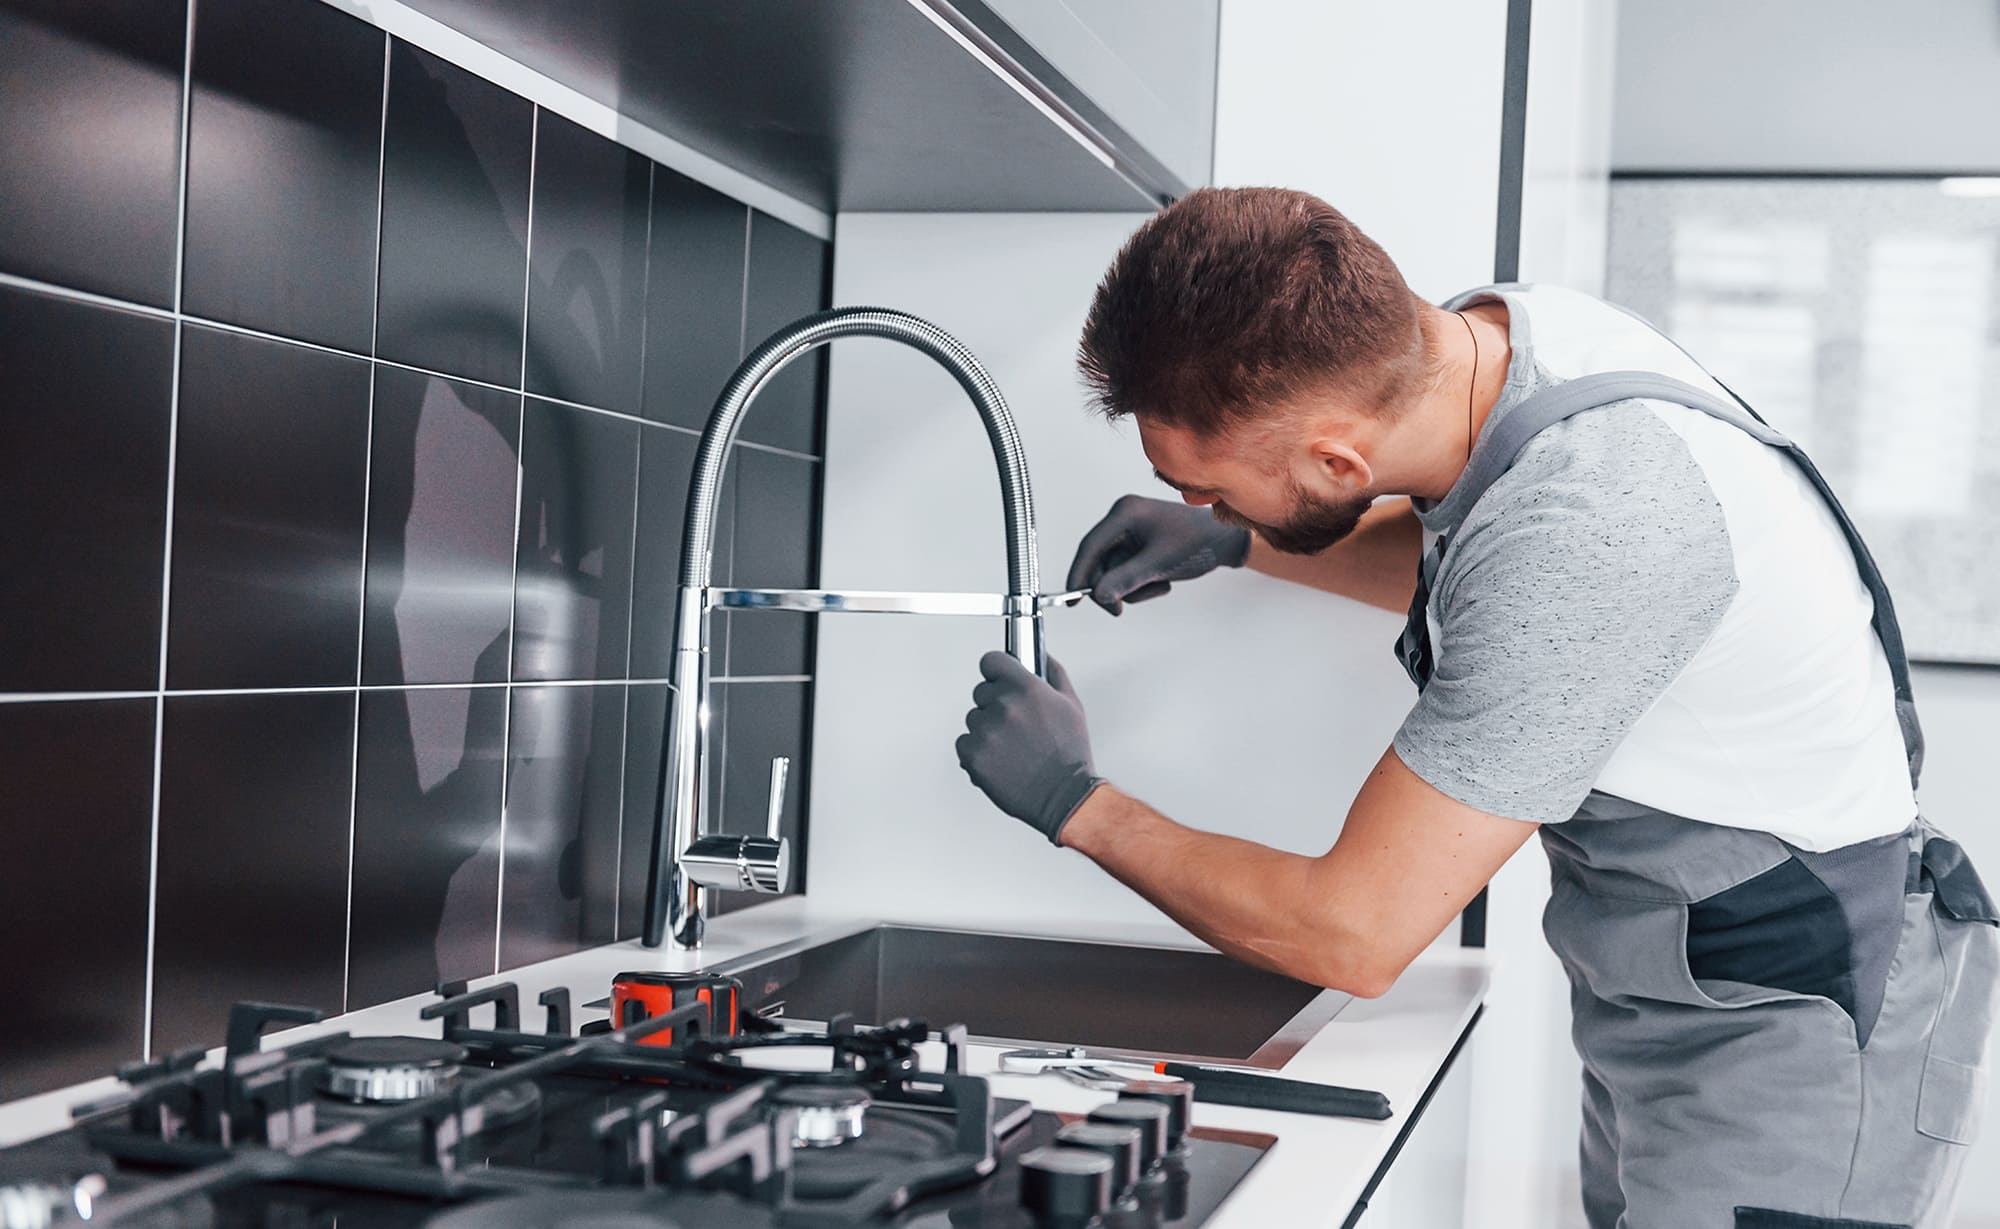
[1396,369,2000,1228]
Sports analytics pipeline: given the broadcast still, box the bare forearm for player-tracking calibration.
[1060,786,1395,996]
[1244,497,1422,613]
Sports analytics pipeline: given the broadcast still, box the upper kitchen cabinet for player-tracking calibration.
[980,0,1218,193]
[397,0,1217,211]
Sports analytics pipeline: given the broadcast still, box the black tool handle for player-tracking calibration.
[1156,1062,1392,1121]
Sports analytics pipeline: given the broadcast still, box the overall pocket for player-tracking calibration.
[1912,836,2000,1145]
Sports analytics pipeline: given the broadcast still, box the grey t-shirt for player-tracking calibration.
[1392,306,1740,825]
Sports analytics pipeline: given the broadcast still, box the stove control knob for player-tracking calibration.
[1117,1078,1194,1151]
[1018,1145,1112,1226]
[1056,1121,1142,1200]
[1086,1099,1169,1173]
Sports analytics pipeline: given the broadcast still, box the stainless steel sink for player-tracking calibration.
[714,924,1350,1068]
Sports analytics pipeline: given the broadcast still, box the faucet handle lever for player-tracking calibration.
[765,756,791,840]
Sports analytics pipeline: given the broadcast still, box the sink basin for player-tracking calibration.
[714,924,1350,1068]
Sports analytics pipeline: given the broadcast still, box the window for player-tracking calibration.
[1607,176,2000,663]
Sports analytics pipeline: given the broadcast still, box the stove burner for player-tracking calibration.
[319,1036,467,1104]
[772,1084,872,1148]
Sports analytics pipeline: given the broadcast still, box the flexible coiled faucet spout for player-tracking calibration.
[642,307,1045,949]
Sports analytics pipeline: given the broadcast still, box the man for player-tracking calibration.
[954,187,1997,1228]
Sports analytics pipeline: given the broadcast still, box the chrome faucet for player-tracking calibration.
[641,307,1052,949]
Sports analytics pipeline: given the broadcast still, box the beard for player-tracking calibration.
[1213,480,1371,555]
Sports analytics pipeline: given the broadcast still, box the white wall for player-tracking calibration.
[1211,0,1506,299]
[809,211,1410,934]
[1612,0,2000,172]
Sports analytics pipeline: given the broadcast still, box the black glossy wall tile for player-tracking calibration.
[524,112,649,414]
[642,169,748,430]
[617,683,667,940]
[376,42,532,387]
[0,286,174,692]
[629,427,738,680]
[182,0,382,352]
[153,692,353,1054]
[501,684,625,968]
[0,1,185,306]
[348,687,506,1007]
[726,447,820,678]
[738,211,830,454]
[513,399,638,682]
[709,681,811,915]
[363,367,520,686]
[169,326,371,690]
[0,700,154,1099]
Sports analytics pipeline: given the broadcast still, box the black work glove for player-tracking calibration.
[1066,495,1252,615]
[956,652,1105,845]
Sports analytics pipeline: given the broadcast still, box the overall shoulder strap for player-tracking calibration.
[1461,370,1924,785]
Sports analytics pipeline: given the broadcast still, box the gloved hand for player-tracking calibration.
[956,652,1105,844]
[1066,495,1251,615]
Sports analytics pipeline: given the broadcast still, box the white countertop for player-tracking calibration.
[0,898,1490,1226]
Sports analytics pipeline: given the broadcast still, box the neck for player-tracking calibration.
[1395,301,1511,502]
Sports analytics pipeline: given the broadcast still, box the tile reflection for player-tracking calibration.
[349,687,506,1007]
[642,169,749,430]
[524,111,649,415]
[513,399,638,682]
[501,684,625,968]
[376,41,532,387]
[363,367,520,686]
[168,325,371,690]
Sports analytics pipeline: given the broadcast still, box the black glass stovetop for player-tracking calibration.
[0,982,1273,1228]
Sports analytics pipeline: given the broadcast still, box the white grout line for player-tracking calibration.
[343,37,393,1013]
[375,353,516,399]
[737,207,753,357]
[308,0,830,241]
[733,437,823,464]
[494,106,541,977]
[139,0,201,1065]
[0,679,683,705]
[0,270,175,320]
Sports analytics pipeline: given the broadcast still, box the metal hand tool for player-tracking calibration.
[998,1047,1393,1120]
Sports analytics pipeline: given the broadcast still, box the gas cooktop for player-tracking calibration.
[0,972,1274,1227]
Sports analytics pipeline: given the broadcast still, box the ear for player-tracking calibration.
[1307,434,1373,490]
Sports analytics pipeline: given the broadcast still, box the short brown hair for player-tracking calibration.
[1077,187,1424,434]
